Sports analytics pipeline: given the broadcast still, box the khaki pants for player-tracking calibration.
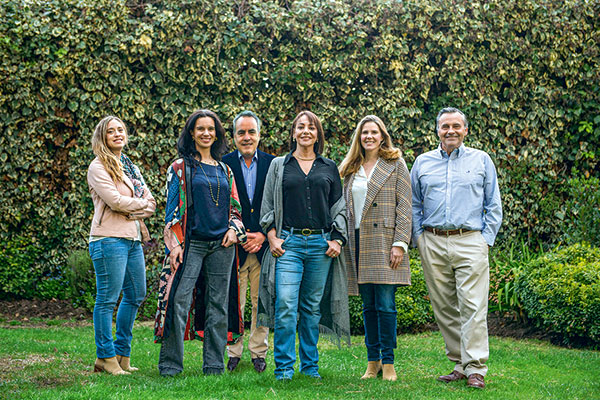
[227,254,269,359]
[417,230,489,377]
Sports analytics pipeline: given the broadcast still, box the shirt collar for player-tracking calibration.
[237,150,258,163]
[438,143,466,159]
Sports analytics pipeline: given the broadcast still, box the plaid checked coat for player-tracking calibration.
[343,157,412,296]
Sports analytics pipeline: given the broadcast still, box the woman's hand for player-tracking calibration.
[325,240,342,258]
[221,228,238,248]
[169,245,184,272]
[390,246,405,269]
[267,228,285,258]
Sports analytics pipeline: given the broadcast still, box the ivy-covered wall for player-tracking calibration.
[1,0,599,294]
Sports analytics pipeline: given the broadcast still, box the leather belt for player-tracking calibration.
[286,227,330,236]
[424,227,476,236]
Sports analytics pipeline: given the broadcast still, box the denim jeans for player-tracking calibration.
[158,239,234,376]
[359,283,398,364]
[274,230,332,379]
[89,238,146,359]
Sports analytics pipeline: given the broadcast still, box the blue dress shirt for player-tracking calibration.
[238,150,258,203]
[411,144,502,246]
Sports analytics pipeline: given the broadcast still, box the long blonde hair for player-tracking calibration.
[339,115,401,178]
[91,116,127,182]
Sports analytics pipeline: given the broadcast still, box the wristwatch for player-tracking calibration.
[334,239,343,247]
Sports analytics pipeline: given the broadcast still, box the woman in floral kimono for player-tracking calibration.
[155,109,246,376]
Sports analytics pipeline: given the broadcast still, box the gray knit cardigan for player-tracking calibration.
[256,156,351,346]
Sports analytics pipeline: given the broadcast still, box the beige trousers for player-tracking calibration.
[417,229,489,376]
[227,254,269,359]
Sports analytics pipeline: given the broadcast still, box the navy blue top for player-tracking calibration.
[189,162,230,241]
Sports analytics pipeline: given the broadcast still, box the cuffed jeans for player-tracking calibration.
[158,239,234,376]
[274,230,332,380]
[359,283,398,364]
[89,237,146,359]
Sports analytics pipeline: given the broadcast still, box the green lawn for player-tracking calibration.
[0,321,598,400]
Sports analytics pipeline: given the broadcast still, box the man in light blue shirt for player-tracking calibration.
[411,107,502,389]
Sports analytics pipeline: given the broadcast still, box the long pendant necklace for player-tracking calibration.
[199,162,221,206]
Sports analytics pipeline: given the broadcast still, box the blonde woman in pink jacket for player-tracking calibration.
[87,116,156,375]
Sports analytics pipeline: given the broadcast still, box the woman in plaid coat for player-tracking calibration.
[339,115,412,381]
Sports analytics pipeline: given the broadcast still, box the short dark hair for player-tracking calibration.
[289,110,325,154]
[177,109,228,162]
[436,107,468,130]
[232,110,261,138]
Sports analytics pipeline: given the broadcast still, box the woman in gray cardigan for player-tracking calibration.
[257,111,350,381]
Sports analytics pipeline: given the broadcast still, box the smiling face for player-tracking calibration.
[293,115,318,151]
[234,116,260,159]
[360,121,383,156]
[192,116,216,152]
[105,119,127,155]
[437,112,468,154]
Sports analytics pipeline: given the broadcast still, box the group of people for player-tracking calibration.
[86,106,502,389]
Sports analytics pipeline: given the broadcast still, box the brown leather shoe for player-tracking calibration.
[437,370,466,383]
[467,373,485,389]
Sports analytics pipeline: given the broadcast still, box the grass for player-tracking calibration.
[0,321,599,400]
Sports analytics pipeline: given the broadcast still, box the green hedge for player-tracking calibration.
[515,243,600,345]
[1,0,599,298]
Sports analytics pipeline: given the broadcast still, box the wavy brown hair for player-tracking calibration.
[289,110,325,154]
[338,115,401,178]
[91,116,127,182]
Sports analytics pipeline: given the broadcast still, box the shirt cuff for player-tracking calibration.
[330,230,346,246]
[392,241,408,253]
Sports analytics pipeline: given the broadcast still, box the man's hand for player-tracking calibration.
[169,245,184,272]
[242,232,266,254]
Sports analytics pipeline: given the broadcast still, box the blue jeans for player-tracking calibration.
[359,283,397,364]
[158,239,234,376]
[89,238,146,359]
[274,230,332,379]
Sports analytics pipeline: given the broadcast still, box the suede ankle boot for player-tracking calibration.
[382,363,397,381]
[361,360,382,379]
[116,355,139,372]
[94,357,130,375]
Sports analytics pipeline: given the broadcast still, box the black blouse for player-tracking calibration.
[282,153,344,243]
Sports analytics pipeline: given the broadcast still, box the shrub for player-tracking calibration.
[65,248,96,311]
[488,240,543,319]
[0,236,44,299]
[515,243,600,345]
[349,256,434,335]
[561,175,600,245]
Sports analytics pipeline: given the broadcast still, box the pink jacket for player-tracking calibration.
[87,157,156,241]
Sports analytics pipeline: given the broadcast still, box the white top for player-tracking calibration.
[352,158,408,252]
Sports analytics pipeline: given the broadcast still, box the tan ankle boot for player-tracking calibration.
[94,357,130,375]
[361,360,382,379]
[382,364,397,381]
[116,355,139,372]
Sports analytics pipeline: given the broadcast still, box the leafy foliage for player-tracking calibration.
[0,0,599,296]
[561,176,600,244]
[515,243,600,345]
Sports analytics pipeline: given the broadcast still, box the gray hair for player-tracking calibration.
[232,110,261,137]
[436,107,468,130]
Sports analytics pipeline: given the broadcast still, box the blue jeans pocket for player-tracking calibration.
[89,241,104,261]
